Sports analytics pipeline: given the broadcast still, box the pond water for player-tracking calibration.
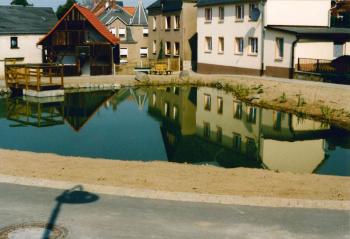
[0,86,349,176]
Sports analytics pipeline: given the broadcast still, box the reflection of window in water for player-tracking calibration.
[204,122,210,138]
[166,87,171,92]
[247,106,257,124]
[233,101,242,119]
[204,94,211,111]
[217,97,223,114]
[173,87,180,95]
[152,93,156,107]
[273,111,284,131]
[216,126,222,143]
[172,105,179,120]
[232,133,241,152]
[167,132,176,146]
[246,137,257,158]
[164,102,170,117]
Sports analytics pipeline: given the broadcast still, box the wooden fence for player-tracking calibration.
[297,58,335,73]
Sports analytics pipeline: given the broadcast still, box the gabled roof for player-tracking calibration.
[0,5,57,35]
[123,6,136,16]
[38,3,119,45]
[100,8,132,25]
[131,0,148,26]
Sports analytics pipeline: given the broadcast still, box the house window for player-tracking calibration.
[249,4,259,20]
[218,6,225,21]
[232,133,241,152]
[153,16,157,31]
[143,28,149,37]
[205,8,212,22]
[217,97,223,114]
[235,5,244,21]
[334,42,345,58]
[165,41,171,55]
[246,137,257,157]
[235,37,244,54]
[216,126,223,143]
[174,15,180,30]
[249,37,258,55]
[165,16,171,30]
[118,27,126,38]
[164,102,170,117]
[276,38,284,59]
[110,27,117,36]
[233,101,242,119]
[173,86,180,95]
[173,105,179,120]
[218,37,224,53]
[205,37,212,52]
[140,47,148,58]
[174,42,180,56]
[152,40,157,54]
[204,122,210,138]
[10,37,18,49]
[204,94,211,111]
[247,106,257,124]
[120,48,128,58]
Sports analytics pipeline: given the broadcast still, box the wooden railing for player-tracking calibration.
[135,58,181,72]
[297,58,335,73]
[5,64,64,91]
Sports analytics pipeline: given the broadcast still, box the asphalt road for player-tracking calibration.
[0,183,349,239]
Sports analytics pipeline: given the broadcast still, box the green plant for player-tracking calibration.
[232,84,250,99]
[320,105,333,121]
[279,92,287,103]
[297,94,306,107]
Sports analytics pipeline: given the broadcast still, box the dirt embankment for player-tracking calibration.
[0,149,349,202]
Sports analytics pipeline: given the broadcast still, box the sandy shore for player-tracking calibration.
[0,149,349,203]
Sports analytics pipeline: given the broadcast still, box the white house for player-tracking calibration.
[0,5,57,80]
[197,0,350,78]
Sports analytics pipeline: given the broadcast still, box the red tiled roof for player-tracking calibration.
[37,3,119,45]
[123,6,136,16]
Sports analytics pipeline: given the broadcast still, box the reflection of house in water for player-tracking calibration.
[6,97,64,127]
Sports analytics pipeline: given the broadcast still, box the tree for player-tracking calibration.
[56,0,76,19]
[11,0,32,6]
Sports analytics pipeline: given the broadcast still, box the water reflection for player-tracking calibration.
[0,86,349,176]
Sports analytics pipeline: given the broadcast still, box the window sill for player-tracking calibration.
[248,19,258,22]
[234,52,243,56]
[235,19,244,23]
[218,51,224,55]
[204,20,212,24]
[248,53,258,56]
[275,58,283,62]
[153,29,157,31]
[165,29,171,31]
[204,50,212,54]
[218,20,224,24]
[10,47,19,49]
[174,28,180,31]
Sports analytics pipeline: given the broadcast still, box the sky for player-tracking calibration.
[0,0,154,11]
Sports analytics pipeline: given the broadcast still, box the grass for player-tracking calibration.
[320,105,333,121]
[279,92,287,103]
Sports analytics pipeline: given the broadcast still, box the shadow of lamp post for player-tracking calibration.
[42,185,99,239]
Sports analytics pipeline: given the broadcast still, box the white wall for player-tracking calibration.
[0,35,43,79]
[265,0,331,27]
[295,41,335,62]
[197,4,263,70]
[264,29,296,68]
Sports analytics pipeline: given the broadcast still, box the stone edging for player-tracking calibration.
[0,174,348,211]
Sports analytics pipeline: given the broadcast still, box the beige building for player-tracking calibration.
[99,0,149,65]
[147,0,197,70]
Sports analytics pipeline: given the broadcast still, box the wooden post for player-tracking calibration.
[49,67,52,84]
[60,65,64,87]
[316,59,320,73]
[36,67,41,91]
[25,67,29,90]
[297,58,300,71]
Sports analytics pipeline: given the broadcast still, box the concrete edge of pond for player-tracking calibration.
[0,173,348,211]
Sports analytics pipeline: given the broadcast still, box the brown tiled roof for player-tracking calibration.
[38,3,119,45]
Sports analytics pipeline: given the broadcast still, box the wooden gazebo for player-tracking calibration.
[37,3,120,76]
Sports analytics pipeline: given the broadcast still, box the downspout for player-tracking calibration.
[290,36,299,79]
[260,0,266,76]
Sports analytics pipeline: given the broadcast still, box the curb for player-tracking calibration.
[0,174,349,211]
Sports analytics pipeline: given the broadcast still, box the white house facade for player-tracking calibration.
[0,6,57,80]
[197,0,350,78]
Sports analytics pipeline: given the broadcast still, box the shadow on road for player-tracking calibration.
[42,185,99,239]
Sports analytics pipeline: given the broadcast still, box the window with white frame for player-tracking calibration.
[120,48,128,58]
[334,42,345,58]
[249,37,258,55]
[118,27,126,38]
[205,36,212,52]
[235,5,244,21]
[153,16,157,30]
[10,37,18,49]
[165,16,171,30]
[276,38,284,59]
[174,42,180,56]
[235,37,244,54]
[110,27,117,36]
[205,8,212,22]
[172,105,179,120]
[249,3,259,20]
[218,6,225,21]
[152,40,157,54]
[218,37,224,53]
[233,101,242,119]
[204,94,211,111]
[164,102,170,117]
[165,41,171,55]
[140,47,148,58]
[247,106,257,124]
[143,28,149,37]
[174,15,180,29]
[217,97,223,114]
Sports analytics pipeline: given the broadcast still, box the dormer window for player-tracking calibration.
[10,37,18,49]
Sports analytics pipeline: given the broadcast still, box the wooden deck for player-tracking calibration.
[5,64,65,92]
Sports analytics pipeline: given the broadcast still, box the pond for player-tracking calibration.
[0,86,349,176]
